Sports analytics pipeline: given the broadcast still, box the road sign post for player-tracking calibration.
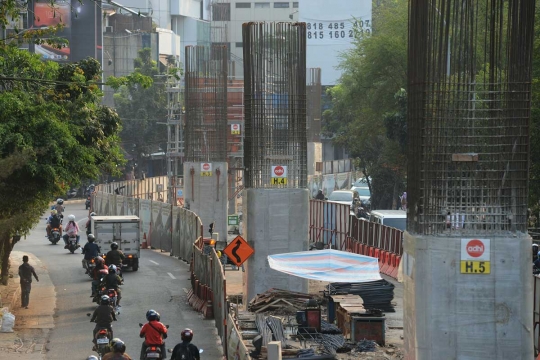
[223,235,254,267]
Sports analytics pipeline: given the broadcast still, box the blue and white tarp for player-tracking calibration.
[268,249,382,283]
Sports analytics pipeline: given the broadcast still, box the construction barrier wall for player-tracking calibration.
[308,200,403,280]
[307,171,362,199]
[93,179,229,358]
[98,176,169,202]
[534,275,540,355]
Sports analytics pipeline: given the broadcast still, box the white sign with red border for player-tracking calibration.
[231,124,241,135]
[460,238,490,261]
[201,162,213,177]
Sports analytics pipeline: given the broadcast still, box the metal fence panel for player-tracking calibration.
[139,200,152,247]
[227,314,250,360]
[126,197,139,216]
[160,203,173,252]
[211,249,227,351]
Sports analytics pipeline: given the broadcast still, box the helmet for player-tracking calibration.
[100,295,110,305]
[90,212,96,217]
[68,214,76,222]
[57,198,64,205]
[537,251,540,258]
[534,244,539,249]
[87,356,99,360]
[88,234,95,243]
[112,339,126,353]
[108,264,117,273]
[51,209,57,215]
[181,328,193,342]
[110,338,121,346]
[111,242,119,250]
[95,256,104,264]
[146,309,160,321]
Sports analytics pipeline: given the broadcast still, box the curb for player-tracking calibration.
[9,285,20,311]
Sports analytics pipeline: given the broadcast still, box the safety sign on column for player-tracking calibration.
[271,165,287,185]
[460,238,490,274]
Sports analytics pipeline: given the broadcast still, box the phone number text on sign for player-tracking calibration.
[306,20,372,42]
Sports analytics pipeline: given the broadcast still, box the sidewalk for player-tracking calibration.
[0,251,56,359]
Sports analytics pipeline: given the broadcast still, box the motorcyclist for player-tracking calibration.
[140,310,168,360]
[54,198,65,217]
[46,210,63,238]
[105,242,125,267]
[86,212,96,235]
[315,190,325,200]
[63,214,80,248]
[82,234,100,274]
[102,338,133,360]
[91,257,108,298]
[103,265,123,307]
[90,295,116,349]
[171,328,200,360]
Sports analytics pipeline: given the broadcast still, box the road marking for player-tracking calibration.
[167,272,176,279]
[149,260,159,265]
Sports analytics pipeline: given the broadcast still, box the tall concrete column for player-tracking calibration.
[403,233,532,359]
[184,162,228,242]
[243,188,308,303]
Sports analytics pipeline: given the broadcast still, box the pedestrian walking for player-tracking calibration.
[18,255,39,309]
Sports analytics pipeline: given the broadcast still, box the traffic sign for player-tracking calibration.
[201,162,212,177]
[223,235,254,267]
[228,215,239,226]
[231,124,241,135]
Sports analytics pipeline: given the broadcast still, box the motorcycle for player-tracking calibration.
[66,235,79,254]
[139,323,170,360]
[87,313,115,359]
[107,288,120,313]
[85,258,97,279]
[85,195,91,210]
[48,228,61,245]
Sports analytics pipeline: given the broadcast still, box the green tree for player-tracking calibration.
[114,48,171,175]
[323,0,408,209]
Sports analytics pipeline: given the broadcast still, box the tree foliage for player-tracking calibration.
[113,48,180,169]
[323,0,408,209]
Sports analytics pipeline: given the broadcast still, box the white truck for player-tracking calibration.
[91,216,141,271]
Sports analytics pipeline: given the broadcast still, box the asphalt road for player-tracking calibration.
[15,202,222,359]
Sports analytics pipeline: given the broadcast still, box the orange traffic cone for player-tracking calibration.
[141,233,148,249]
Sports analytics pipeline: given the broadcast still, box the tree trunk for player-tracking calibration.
[0,234,12,285]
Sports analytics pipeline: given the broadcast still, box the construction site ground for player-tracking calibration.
[226,266,404,359]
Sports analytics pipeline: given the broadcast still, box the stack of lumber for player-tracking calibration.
[249,288,313,313]
[330,280,395,312]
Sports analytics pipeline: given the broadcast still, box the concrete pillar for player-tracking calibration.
[403,232,533,359]
[243,188,309,303]
[267,341,282,360]
[307,142,322,176]
[183,162,228,242]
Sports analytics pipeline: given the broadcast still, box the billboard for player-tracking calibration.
[299,0,372,85]
[30,0,102,64]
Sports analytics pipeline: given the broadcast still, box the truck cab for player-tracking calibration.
[91,216,141,271]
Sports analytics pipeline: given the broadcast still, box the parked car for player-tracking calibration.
[327,190,361,217]
[350,186,371,208]
[369,210,406,231]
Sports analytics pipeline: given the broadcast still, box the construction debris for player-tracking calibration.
[330,280,395,312]
[249,288,314,313]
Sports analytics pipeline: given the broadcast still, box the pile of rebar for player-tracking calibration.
[330,280,395,312]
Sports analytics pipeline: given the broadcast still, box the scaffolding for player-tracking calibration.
[307,68,322,143]
[165,72,184,206]
[407,0,535,235]
[242,22,307,189]
[184,45,228,163]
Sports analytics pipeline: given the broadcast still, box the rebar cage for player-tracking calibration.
[184,45,228,162]
[407,0,535,235]
[243,22,307,189]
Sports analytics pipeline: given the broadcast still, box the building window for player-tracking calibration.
[236,2,251,8]
[212,3,231,21]
[254,2,270,8]
[236,42,243,48]
[274,2,290,8]
[293,2,299,8]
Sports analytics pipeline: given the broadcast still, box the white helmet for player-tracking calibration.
[68,214,76,222]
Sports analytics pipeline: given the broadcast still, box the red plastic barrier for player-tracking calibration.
[390,255,401,278]
[381,251,391,274]
[369,246,375,257]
